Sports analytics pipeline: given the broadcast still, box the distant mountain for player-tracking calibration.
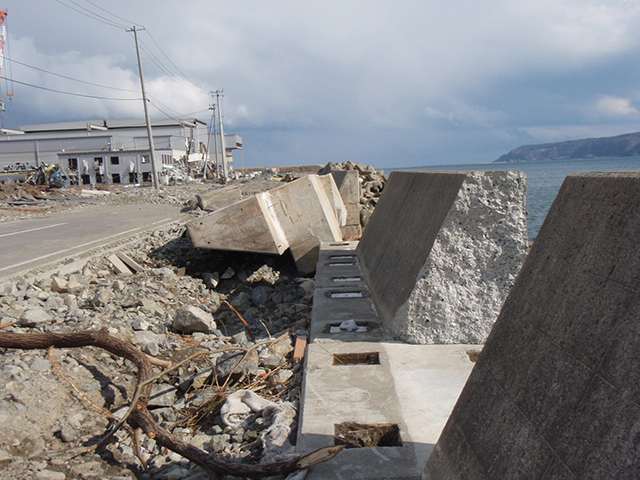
[495,131,640,163]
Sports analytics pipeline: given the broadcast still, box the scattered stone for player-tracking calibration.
[172,305,216,334]
[20,308,53,327]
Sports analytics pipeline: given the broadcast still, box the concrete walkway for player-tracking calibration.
[297,241,478,479]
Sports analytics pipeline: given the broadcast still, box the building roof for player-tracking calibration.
[19,118,206,133]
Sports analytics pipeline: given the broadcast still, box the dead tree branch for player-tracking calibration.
[0,329,343,479]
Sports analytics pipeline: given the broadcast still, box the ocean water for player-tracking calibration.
[389,157,640,241]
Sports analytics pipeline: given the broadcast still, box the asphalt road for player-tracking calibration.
[0,203,185,280]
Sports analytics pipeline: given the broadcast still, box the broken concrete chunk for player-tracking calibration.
[108,254,132,275]
[172,305,216,334]
[115,252,144,273]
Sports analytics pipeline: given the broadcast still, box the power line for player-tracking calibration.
[144,30,207,93]
[6,78,141,101]
[82,0,141,28]
[5,58,139,93]
[137,37,206,94]
[52,0,126,29]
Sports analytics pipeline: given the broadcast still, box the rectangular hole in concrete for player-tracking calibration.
[334,422,402,448]
[327,262,355,267]
[329,254,356,260]
[332,352,380,365]
[329,291,363,298]
[329,242,351,246]
[326,320,371,333]
[332,276,362,282]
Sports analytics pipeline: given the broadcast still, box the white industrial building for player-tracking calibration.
[0,118,242,185]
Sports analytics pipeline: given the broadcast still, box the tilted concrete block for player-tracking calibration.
[195,185,242,211]
[186,175,343,274]
[357,170,528,344]
[424,171,640,479]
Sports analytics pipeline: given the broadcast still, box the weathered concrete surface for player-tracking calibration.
[267,175,344,274]
[298,341,476,480]
[186,194,289,255]
[424,172,640,480]
[357,170,528,344]
[186,174,344,274]
[195,185,242,211]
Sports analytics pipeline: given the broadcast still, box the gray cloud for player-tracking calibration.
[3,0,640,167]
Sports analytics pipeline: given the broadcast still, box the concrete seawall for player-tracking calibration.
[424,171,640,479]
[357,170,528,344]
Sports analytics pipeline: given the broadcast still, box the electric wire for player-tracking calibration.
[144,30,207,93]
[138,38,206,94]
[6,78,141,101]
[53,0,126,29]
[82,0,141,28]
[5,57,139,93]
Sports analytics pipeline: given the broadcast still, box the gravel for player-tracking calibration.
[0,177,313,480]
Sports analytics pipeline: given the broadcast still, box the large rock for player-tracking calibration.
[424,172,640,479]
[172,305,216,334]
[357,170,528,344]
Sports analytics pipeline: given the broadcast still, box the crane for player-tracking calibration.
[0,10,8,112]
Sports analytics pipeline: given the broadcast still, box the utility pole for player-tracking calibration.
[215,90,228,181]
[127,25,159,190]
[203,100,215,179]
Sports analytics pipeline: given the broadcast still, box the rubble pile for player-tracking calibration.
[0,177,283,223]
[320,161,388,237]
[0,206,314,480]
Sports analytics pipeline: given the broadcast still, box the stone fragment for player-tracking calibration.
[172,305,216,334]
[90,289,111,307]
[50,277,68,293]
[216,350,259,380]
[251,286,270,306]
[20,308,53,327]
[203,272,219,289]
[0,281,18,297]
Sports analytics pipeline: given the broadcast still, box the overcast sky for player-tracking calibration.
[3,0,640,168]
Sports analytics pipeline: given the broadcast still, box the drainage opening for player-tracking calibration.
[334,422,402,448]
[329,242,351,246]
[329,291,363,299]
[330,254,356,260]
[332,352,380,365]
[327,262,355,267]
[332,276,362,283]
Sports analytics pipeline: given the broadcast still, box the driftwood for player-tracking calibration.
[0,329,343,479]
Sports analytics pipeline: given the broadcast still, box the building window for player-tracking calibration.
[141,155,150,164]
[68,158,78,170]
[112,173,121,183]
[94,157,103,166]
[110,156,120,165]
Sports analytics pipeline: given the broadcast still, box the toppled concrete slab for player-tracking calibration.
[357,170,528,344]
[424,172,640,479]
[195,185,242,211]
[186,174,345,274]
